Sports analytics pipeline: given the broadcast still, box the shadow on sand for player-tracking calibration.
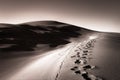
[0,22,82,58]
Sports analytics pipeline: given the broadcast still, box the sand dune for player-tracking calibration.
[0,21,120,80]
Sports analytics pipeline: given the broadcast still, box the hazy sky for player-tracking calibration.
[0,0,120,32]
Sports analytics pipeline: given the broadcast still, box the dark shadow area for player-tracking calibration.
[0,21,82,58]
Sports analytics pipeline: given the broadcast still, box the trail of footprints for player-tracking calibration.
[70,39,103,80]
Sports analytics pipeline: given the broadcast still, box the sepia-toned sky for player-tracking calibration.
[0,0,120,32]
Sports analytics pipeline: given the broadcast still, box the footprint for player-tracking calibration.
[74,59,81,64]
[70,66,78,71]
[74,70,81,74]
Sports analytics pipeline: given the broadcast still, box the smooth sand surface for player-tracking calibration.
[91,33,120,80]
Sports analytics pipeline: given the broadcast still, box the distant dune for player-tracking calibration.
[0,21,93,57]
